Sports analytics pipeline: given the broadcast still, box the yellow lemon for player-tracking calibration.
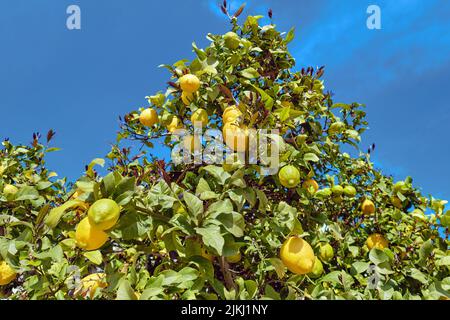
[75,217,109,251]
[302,179,319,194]
[76,273,108,299]
[361,199,376,215]
[166,116,183,133]
[278,165,301,189]
[280,236,315,275]
[191,108,209,127]
[0,261,16,286]
[139,108,159,127]
[366,234,388,250]
[223,106,242,124]
[226,252,242,264]
[181,91,195,105]
[179,74,200,93]
[88,199,121,231]
[183,135,202,153]
[223,123,248,152]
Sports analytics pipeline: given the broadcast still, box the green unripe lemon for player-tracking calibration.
[88,199,121,231]
[278,165,301,189]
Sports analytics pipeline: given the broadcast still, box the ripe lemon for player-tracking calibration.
[223,32,241,49]
[343,185,357,197]
[88,199,121,231]
[191,108,209,127]
[181,91,195,105]
[318,243,334,263]
[280,236,315,275]
[139,108,159,127]
[223,106,242,124]
[391,196,403,209]
[309,257,324,278]
[302,179,319,194]
[366,234,388,250]
[361,199,376,215]
[179,74,200,93]
[166,116,183,133]
[223,123,248,152]
[278,165,301,189]
[75,217,109,251]
[76,273,108,299]
[226,252,242,264]
[183,135,202,153]
[0,261,16,285]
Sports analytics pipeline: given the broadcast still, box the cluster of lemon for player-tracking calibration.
[280,232,388,277]
[278,165,320,194]
[277,170,389,276]
[139,71,253,155]
[75,199,121,251]
[279,236,335,277]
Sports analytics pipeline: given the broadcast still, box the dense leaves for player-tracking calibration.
[0,13,449,300]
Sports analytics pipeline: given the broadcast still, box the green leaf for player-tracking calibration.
[196,225,224,255]
[192,42,207,60]
[216,212,245,237]
[86,158,105,177]
[83,250,103,265]
[268,258,286,279]
[369,249,390,265]
[255,189,268,213]
[183,192,204,220]
[201,165,231,185]
[304,153,320,162]
[351,261,370,274]
[251,85,274,110]
[116,278,138,300]
[15,186,39,201]
[285,27,295,44]
[241,67,260,79]
[195,178,211,195]
[45,200,87,229]
[409,268,428,284]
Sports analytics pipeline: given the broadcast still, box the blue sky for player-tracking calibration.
[0,0,449,204]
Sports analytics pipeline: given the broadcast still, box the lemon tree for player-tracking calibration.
[0,7,449,300]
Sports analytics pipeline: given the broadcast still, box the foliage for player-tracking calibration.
[0,12,449,300]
